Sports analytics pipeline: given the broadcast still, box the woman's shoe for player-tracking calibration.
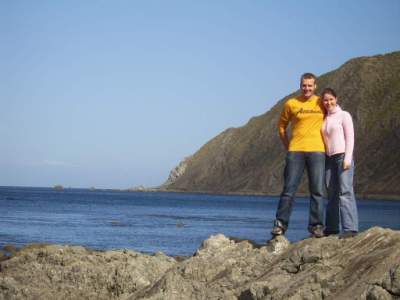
[310,225,324,238]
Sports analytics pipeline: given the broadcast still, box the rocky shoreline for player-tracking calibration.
[156,188,400,201]
[1,227,399,299]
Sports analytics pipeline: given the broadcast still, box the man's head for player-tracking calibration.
[300,73,317,99]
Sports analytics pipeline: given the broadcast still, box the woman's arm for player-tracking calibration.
[343,111,354,169]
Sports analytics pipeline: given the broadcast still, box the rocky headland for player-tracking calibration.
[1,227,399,299]
[163,51,400,198]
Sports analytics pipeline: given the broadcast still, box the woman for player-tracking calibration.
[321,88,358,238]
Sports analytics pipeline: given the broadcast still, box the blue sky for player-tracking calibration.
[1,1,399,189]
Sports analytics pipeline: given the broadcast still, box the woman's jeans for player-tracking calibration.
[274,151,325,232]
[325,153,359,233]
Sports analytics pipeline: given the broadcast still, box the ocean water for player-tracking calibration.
[0,186,399,256]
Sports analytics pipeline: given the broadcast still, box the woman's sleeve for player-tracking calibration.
[343,112,354,165]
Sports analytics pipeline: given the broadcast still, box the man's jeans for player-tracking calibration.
[325,153,359,232]
[275,151,325,231]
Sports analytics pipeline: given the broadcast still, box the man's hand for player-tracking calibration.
[280,133,289,150]
[343,161,351,170]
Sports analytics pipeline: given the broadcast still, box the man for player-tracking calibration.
[271,73,325,238]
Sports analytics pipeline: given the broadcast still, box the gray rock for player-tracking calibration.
[0,245,175,300]
[382,264,400,296]
[1,227,399,300]
[0,250,7,262]
[2,245,18,256]
[265,235,290,255]
[162,156,192,186]
[366,285,392,300]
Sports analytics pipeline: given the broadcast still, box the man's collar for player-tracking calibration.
[298,94,318,101]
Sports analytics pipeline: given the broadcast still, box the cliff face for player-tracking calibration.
[163,51,400,197]
[1,227,399,299]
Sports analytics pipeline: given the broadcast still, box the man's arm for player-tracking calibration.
[278,102,291,150]
[279,130,289,150]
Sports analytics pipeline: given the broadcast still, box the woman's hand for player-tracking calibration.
[343,161,351,170]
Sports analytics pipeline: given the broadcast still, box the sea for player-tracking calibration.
[1,186,399,256]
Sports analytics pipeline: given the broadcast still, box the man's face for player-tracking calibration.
[300,78,316,99]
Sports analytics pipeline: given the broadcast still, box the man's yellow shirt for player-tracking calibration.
[278,95,325,152]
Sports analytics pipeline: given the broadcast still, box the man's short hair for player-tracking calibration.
[300,72,317,83]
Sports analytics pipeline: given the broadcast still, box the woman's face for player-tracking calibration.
[322,93,337,112]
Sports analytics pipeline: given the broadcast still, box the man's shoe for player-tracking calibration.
[310,225,324,238]
[271,226,284,236]
[339,231,358,239]
[271,220,287,236]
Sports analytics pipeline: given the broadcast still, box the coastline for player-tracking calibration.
[1,227,399,299]
[2,185,400,201]
[155,187,400,201]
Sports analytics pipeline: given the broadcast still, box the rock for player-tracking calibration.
[162,156,192,186]
[197,233,232,254]
[265,235,290,255]
[238,282,273,300]
[0,244,176,300]
[382,264,400,296]
[0,250,8,262]
[0,277,19,296]
[127,185,146,192]
[0,227,399,299]
[366,285,392,300]
[2,245,18,256]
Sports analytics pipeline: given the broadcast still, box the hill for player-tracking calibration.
[163,51,400,198]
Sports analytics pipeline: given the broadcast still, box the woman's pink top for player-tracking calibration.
[322,105,354,165]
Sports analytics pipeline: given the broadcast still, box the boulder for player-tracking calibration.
[0,227,399,299]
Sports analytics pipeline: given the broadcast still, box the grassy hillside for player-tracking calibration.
[164,51,400,198]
